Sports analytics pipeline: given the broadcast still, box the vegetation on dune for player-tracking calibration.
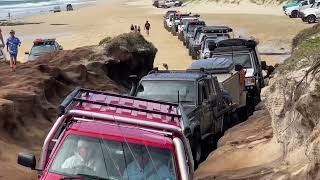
[99,36,113,46]
[279,24,320,73]
[104,32,157,52]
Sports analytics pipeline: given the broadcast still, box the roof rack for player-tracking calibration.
[59,87,181,119]
[147,68,208,76]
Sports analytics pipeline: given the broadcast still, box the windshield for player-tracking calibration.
[50,134,177,180]
[136,80,196,104]
[188,25,202,33]
[213,53,253,68]
[30,45,56,55]
[205,40,217,50]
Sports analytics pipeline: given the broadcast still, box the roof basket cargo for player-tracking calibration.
[203,26,233,33]
[59,87,181,120]
[216,37,258,49]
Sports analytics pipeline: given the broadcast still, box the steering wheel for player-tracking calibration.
[73,164,95,174]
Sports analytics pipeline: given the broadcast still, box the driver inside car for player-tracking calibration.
[123,146,174,180]
[61,138,97,171]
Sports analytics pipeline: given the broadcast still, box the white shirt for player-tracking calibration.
[61,153,96,171]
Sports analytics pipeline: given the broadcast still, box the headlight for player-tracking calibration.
[245,77,256,86]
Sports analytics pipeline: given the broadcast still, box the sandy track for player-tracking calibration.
[0,0,313,179]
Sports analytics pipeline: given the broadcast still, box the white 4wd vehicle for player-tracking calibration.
[301,1,320,23]
[178,17,199,35]
[165,13,175,30]
[285,0,315,18]
[164,0,175,8]
[199,37,228,59]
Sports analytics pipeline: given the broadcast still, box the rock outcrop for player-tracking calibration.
[0,32,157,179]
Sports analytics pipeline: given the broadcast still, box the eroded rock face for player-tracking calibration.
[0,33,156,179]
[263,66,320,179]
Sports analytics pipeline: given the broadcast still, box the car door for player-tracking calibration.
[300,0,310,10]
[198,79,212,135]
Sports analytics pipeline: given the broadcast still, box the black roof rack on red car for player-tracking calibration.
[59,87,181,119]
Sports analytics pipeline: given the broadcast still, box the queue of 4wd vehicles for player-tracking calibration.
[282,0,320,24]
[16,11,271,180]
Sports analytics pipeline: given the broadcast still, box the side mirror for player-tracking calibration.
[25,51,29,55]
[209,95,217,106]
[17,152,36,170]
[261,61,267,70]
[234,64,243,72]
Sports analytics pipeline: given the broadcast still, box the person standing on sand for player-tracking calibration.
[134,25,138,33]
[130,24,134,32]
[6,30,21,71]
[0,28,4,47]
[144,21,150,36]
[137,26,141,33]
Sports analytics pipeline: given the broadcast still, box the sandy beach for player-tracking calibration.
[0,0,311,67]
[0,0,313,179]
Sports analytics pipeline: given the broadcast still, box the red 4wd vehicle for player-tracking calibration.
[17,88,194,180]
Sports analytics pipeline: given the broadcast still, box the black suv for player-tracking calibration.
[130,70,235,167]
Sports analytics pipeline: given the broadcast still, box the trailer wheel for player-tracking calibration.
[237,106,249,122]
[307,15,316,24]
[223,114,231,132]
[192,131,202,169]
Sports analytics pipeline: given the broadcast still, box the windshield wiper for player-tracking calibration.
[61,174,110,180]
[60,175,85,180]
[76,174,110,180]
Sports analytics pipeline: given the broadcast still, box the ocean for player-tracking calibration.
[0,0,97,19]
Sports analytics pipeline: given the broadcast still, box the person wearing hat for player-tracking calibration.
[6,30,21,71]
[61,138,97,171]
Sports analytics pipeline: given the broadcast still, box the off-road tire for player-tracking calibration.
[237,106,249,122]
[307,15,316,24]
[223,114,231,132]
[191,131,202,169]
[291,10,298,18]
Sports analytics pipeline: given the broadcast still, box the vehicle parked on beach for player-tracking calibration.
[170,13,192,36]
[300,1,320,23]
[163,10,178,30]
[130,70,236,166]
[210,38,267,115]
[284,0,315,18]
[66,4,73,11]
[189,26,233,60]
[17,88,194,180]
[188,56,251,120]
[182,21,206,47]
[199,37,228,59]
[177,16,200,41]
[52,6,62,13]
[25,39,63,61]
